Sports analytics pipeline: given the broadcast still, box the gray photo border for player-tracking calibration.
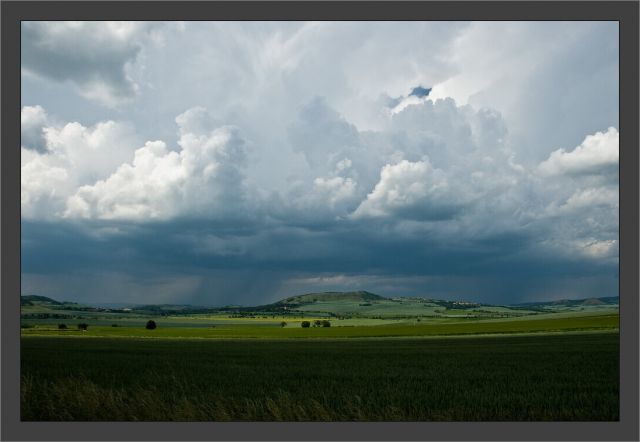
[2,1,638,441]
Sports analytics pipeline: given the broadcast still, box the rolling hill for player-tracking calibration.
[513,296,619,308]
[276,291,386,306]
[20,292,619,319]
[20,295,63,306]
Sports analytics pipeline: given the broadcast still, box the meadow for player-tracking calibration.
[21,332,619,421]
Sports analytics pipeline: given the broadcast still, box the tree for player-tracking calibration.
[280,321,287,328]
[145,320,157,330]
[77,323,88,330]
[313,320,322,327]
[321,320,331,327]
[58,323,67,329]
[301,321,310,328]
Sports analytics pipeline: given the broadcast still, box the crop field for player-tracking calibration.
[19,294,620,422]
[21,332,619,421]
[20,313,618,339]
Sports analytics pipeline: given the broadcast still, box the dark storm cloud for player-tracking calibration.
[20,95,619,306]
[21,213,618,306]
[20,22,618,306]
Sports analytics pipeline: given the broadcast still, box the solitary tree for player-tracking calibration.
[301,321,311,328]
[146,320,157,330]
[280,321,287,328]
[77,323,88,331]
[58,323,67,330]
[321,320,331,327]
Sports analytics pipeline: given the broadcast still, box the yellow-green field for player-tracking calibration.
[21,312,618,339]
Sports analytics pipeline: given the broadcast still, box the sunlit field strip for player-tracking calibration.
[21,313,618,339]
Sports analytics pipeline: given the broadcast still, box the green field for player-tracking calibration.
[21,332,619,421]
[21,312,618,339]
[20,293,620,421]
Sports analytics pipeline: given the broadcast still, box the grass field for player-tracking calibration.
[21,332,619,421]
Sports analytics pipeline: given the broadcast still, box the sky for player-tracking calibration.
[20,21,619,306]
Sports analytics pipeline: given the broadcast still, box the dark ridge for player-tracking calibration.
[511,296,619,308]
[21,295,62,306]
[21,292,619,312]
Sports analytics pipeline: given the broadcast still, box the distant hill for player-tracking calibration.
[20,292,619,317]
[21,295,62,306]
[276,291,386,306]
[513,296,618,308]
[581,298,605,306]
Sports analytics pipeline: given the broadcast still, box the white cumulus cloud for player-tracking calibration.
[313,176,357,210]
[64,108,250,221]
[537,127,618,177]
[21,106,139,219]
[352,159,456,220]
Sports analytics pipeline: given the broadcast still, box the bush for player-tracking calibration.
[313,320,322,327]
[58,324,67,329]
[145,320,157,330]
[300,321,310,328]
[77,323,88,330]
[111,324,119,327]
[322,320,331,327]
[280,321,287,328]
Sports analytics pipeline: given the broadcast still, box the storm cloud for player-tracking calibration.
[20,21,619,306]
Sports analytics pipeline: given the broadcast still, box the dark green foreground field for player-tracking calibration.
[21,332,618,421]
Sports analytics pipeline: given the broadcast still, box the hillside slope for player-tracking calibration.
[277,291,386,306]
[20,295,62,306]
